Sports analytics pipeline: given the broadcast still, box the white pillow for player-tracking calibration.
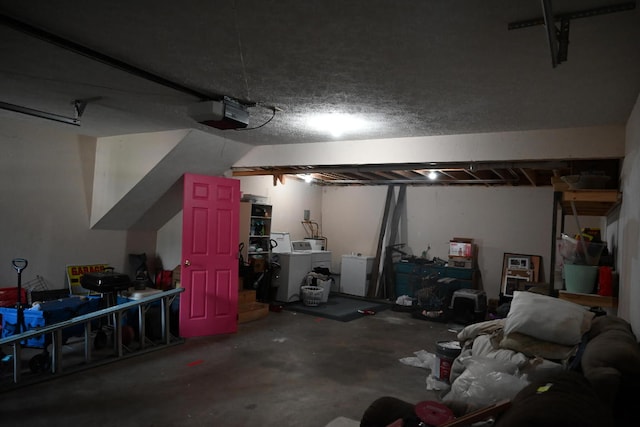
[504,291,594,346]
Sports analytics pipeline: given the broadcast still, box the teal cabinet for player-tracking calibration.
[394,262,477,298]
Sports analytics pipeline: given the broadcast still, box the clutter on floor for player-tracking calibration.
[396,284,488,326]
[360,289,640,426]
[0,259,183,389]
[324,417,360,427]
[283,294,390,322]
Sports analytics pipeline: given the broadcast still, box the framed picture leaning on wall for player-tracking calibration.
[501,253,542,297]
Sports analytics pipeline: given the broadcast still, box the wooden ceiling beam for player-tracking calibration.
[521,168,538,186]
[231,159,616,187]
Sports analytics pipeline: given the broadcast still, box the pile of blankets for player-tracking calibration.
[443,290,596,413]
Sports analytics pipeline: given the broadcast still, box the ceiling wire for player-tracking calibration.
[233,0,251,102]
[229,0,281,133]
[235,105,277,131]
[230,0,284,132]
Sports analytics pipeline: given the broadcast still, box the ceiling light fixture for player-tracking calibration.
[305,113,374,138]
[428,171,438,180]
[295,174,313,183]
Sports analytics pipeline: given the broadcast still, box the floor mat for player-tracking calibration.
[283,294,390,322]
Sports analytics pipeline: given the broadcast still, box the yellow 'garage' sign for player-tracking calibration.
[66,264,109,294]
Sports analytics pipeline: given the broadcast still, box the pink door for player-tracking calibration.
[179,173,240,337]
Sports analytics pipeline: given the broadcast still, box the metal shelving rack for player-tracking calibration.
[549,189,622,306]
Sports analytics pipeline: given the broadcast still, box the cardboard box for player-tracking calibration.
[551,176,570,191]
[172,265,181,288]
[449,237,473,258]
[448,257,474,269]
[252,258,266,272]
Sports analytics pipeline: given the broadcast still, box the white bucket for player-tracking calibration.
[435,341,462,383]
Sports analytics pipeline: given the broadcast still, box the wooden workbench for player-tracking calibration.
[558,290,618,308]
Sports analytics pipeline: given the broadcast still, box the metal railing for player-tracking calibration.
[0,287,184,388]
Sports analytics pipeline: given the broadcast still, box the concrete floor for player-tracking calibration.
[0,308,458,427]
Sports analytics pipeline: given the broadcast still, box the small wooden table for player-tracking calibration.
[558,290,618,308]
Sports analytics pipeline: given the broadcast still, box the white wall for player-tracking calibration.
[91,130,186,227]
[619,93,640,338]
[321,185,561,298]
[236,176,324,242]
[321,186,389,268]
[0,118,132,288]
[236,126,625,168]
[156,212,182,272]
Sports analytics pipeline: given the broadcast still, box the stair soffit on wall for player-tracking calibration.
[91,130,253,230]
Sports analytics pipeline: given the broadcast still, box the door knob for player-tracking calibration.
[184,259,191,267]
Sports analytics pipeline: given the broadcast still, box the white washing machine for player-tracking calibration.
[292,240,332,272]
[272,236,332,302]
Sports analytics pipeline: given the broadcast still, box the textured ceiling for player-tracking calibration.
[1,0,638,149]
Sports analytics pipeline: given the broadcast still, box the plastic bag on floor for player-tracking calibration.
[399,349,436,369]
[426,373,451,391]
[399,350,451,391]
[395,295,414,306]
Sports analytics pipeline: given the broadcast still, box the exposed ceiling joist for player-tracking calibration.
[231,159,620,187]
[521,168,538,186]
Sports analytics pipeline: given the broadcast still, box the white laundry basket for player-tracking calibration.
[301,286,324,306]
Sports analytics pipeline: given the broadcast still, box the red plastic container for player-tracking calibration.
[0,287,27,308]
[598,266,613,296]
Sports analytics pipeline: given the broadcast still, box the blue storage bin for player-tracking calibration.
[0,296,103,348]
[0,307,47,347]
